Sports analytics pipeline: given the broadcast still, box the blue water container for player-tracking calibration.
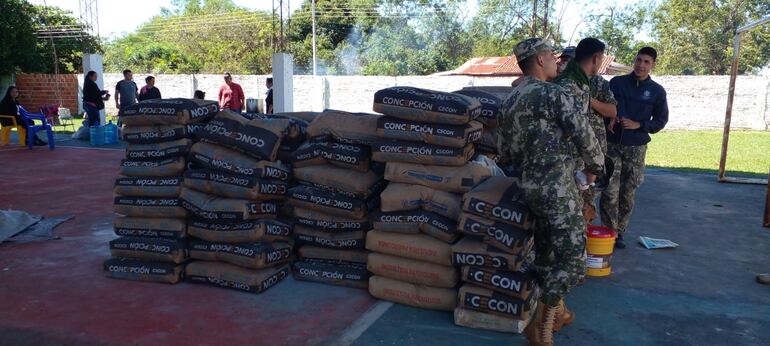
[104,121,118,144]
[90,125,105,146]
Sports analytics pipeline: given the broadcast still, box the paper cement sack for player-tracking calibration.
[365,230,452,266]
[371,210,459,243]
[294,225,366,250]
[292,140,372,173]
[197,110,290,161]
[368,275,457,311]
[376,116,483,148]
[183,169,288,200]
[122,125,189,144]
[367,252,458,288]
[372,140,475,167]
[452,88,508,128]
[293,165,384,200]
[187,219,292,244]
[460,266,536,300]
[458,284,535,320]
[113,217,186,239]
[384,161,493,193]
[297,246,369,264]
[113,176,183,197]
[188,142,291,181]
[380,183,462,220]
[372,87,482,125]
[103,258,185,284]
[288,185,375,219]
[293,207,372,232]
[457,213,533,254]
[451,237,531,271]
[113,196,187,218]
[306,109,382,144]
[121,98,219,125]
[180,188,277,222]
[462,177,530,229]
[186,261,289,294]
[453,307,531,334]
[292,258,369,288]
[125,138,192,160]
[109,236,188,264]
[188,240,292,269]
[119,157,186,177]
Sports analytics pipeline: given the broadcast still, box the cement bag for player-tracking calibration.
[475,128,499,155]
[461,266,536,300]
[109,236,188,264]
[365,230,452,266]
[186,261,289,294]
[293,140,371,173]
[373,140,475,167]
[372,86,482,125]
[113,217,186,239]
[451,237,530,271]
[385,161,493,193]
[188,219,292,243]
[288,185,375,219]
[458,284,535,320]
[183,169,287,201]
[306,109,382,144]
[123,125,188,144]
[297,245,369,264]
[113,176,183,198]
[293,259,369,288]
[103,258,185,284]
[293,208,372,232]
[454,307,530,334]
[180,188,277,222]
[457,213,533,254]
[376,116,483,148]
[369,275,457,311]
[197,110,290,161]
[371,210,459,243]
[125,138,192,161]
[462,177,531,229]
[113,196,187,218]
[367,252,458,288]
[121,98,219,125]
[119,157,186,177]
[294,165,384,200]
[380,183,462,220]
[453,88,505,128]
[294,225,366,250]
[189,142,291,181]
[280,111,320,123]
[188,240,292,269]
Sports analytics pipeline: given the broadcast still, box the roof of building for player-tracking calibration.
[442,55,628,76]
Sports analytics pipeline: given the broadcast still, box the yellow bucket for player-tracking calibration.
[586,225,617,277]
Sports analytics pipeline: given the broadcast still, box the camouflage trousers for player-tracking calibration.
[522,176,586,307]
[600,143,647,234]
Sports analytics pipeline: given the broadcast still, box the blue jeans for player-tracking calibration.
[84,103,101,126]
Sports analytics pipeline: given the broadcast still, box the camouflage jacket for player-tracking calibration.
[498,77,604,186]
[589,75,617,153]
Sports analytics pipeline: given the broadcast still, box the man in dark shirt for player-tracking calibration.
[115,69,138,125]
[265,77,273,114]
[138,76,161,101]
[601,47,669,248]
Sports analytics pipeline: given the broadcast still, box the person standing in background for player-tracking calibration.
[194,90,206,100]
[115,69,138,125]
[218,72,244,113]
[601,47,669,248]
[265,77,274,114]
[138,76,161,101]
[83,71,110,127]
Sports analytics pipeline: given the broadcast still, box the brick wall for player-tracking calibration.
[15,74,79,115]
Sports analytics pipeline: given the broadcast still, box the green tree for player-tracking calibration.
[584,3,650,65]
[651,0,770,74]
[468,0,561,57]
[0,0,42,74]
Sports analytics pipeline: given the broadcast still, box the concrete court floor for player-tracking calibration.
[0,144,768,346]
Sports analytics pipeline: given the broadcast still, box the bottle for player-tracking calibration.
[104,120,118,144]
[90,125,105,146]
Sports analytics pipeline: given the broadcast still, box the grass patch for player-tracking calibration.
[646,130,770,177]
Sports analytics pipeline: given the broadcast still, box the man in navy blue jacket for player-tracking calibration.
[600,47,669,248]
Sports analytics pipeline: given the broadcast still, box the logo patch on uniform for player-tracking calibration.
[643,90,651,99]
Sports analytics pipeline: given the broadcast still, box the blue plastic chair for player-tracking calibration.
[19,106,55,150]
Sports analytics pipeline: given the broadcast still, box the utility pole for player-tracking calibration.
[312,0,317,76]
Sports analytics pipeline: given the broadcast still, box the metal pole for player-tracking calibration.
[312,0,317,76]
[719,33,741,182]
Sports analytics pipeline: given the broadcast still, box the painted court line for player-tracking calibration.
[333,301,394,346]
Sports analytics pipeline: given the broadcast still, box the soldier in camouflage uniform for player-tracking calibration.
[498,38,604,345]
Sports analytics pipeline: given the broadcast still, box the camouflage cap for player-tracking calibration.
[514,38,558,61]
[561,46,577,59]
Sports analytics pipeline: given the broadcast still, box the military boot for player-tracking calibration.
[553,299,575,332]
[757,273,770,285]
[524,301,559,346]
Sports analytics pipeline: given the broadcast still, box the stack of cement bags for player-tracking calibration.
[453,87,512,160]
[105,98,219,284]
[453,176,537,333]
[364,87,485,310]
[287,110,385,288]
[181,110,294,294]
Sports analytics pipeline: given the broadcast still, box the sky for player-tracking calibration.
[31,0,646,44]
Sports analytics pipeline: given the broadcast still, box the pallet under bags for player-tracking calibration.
[113,176,183,197]
[113,217,187,239]
[183,169,288,201]
[384,160,494,193]
[180,187,278,222]
[121,98,219,125]
[197,110,291,161]
[188,240,292,269]
[109,236,188,264]
[188,142,291,182]
[372,87,482,125]
[187,219,292,243]
[186,260,289,294]
[292,258,369,288]
[375,116,483,148]
[379,183,462,220]
[368,275,457,311]
[103,258,185,284]
[306,109,382,144]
